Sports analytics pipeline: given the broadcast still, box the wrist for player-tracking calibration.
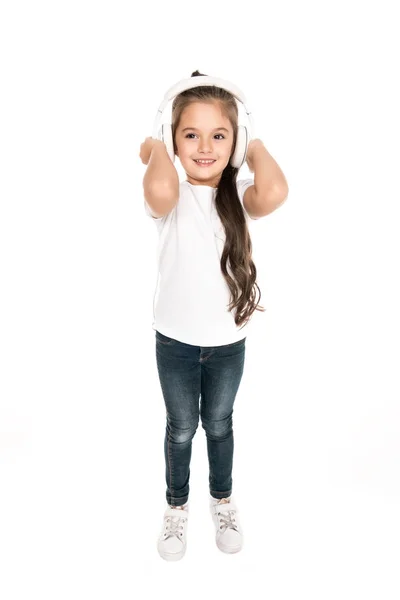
[150,139,169,158]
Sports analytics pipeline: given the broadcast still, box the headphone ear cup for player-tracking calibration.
[230,125,249,169]
[159,123,175,164]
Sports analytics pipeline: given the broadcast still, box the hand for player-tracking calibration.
[139,137,164,165]
[245,138,265,173]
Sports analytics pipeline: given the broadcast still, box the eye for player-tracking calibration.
[185,133,226,139]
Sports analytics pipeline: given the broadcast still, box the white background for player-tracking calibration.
[1,0,399,597]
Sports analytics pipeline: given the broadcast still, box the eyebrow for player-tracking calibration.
[181,127,230,133]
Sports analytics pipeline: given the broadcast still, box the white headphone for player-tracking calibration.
[152,75,255,169]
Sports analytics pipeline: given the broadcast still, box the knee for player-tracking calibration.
[201,414,233,439]
[167,417,199,443]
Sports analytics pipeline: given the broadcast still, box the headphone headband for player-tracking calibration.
[152,76,254,139]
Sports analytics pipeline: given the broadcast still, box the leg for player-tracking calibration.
[199,337,246,500]
[155,331,201,507]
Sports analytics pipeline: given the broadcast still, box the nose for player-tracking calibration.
[198,138,213,153]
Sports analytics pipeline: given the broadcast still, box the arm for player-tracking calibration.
[243,139,289,218]
[142,139,180,218]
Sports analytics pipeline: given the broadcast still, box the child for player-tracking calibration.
[139,71,288,561]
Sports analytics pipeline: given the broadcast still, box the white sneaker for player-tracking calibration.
[209,495,243,553]
[157,504,189,561]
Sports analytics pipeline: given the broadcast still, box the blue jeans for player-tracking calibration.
[155,330,246,507]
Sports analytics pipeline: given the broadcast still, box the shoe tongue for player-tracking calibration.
[218,498,231,504]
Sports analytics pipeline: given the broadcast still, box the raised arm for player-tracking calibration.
[141,138,180,218]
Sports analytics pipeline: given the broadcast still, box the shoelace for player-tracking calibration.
[164,515,186,541]
[217,508,239,533]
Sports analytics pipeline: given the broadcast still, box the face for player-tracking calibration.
[174,101,234,188]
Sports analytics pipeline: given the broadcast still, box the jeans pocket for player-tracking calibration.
[155,331,175,346]
[228,337,246,347]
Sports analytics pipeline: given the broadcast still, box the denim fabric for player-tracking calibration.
[155,330,246,507]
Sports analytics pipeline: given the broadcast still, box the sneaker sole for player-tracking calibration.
[216,540,242,553]
[157,544,186,561]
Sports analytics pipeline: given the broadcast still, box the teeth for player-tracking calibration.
[195,160,214,163]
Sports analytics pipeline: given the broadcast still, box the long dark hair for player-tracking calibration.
[171,70,265,329]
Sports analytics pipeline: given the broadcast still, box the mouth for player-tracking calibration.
[193,159,216,167]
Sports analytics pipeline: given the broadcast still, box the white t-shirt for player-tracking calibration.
[144,179,258,347]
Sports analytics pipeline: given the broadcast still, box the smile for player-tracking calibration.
[194,159,216,166]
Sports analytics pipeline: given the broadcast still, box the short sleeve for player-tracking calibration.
[144,199,164,221]
[236,178,257,221]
